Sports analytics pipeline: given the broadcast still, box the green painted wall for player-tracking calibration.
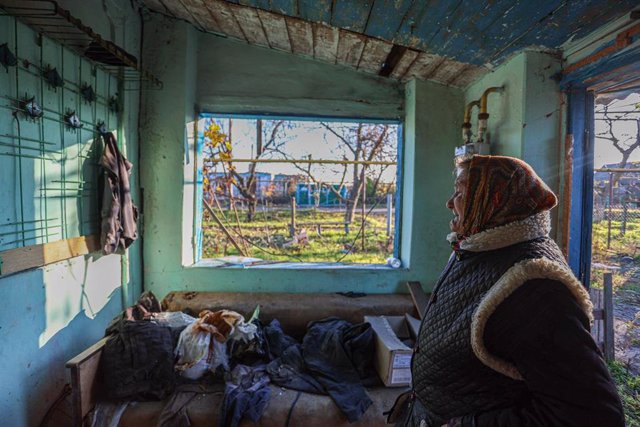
[464,51,563,237]
[465,53,527,157]
[0,0,142,424]
[197,35,404,119]
[140,14,463,298]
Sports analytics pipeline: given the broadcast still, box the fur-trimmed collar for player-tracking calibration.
[471,257,593,380]
[447,212,551,252]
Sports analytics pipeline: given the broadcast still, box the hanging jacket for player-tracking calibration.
[100,131,138,255]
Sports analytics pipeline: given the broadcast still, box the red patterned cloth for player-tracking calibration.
[460,155,557,236]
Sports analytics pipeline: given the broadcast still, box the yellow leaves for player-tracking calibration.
[204,122,230,151]
[204,121,236,169]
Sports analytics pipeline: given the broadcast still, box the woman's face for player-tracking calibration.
[446,166,468,234]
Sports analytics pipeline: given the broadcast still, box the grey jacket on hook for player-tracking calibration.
[100,131,138,255]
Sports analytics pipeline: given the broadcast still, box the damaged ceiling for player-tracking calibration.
[141,0,638,88]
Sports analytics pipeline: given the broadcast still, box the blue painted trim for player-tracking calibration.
[331,0,372,33]
[298,0,332,24]
[195,116,206,262]
[199,112,402,125]
[562,43,640,90]
[198,113,403,262]
[270,0,297,16]
[364,0,414,41]
[397,0,466,53]
[238,0,270,9]
[393,123,403,259]
[567,89,594,288]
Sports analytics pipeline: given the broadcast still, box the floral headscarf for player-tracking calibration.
[458,155,557,237]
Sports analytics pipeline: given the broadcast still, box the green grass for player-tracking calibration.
[202,208,394,264]
[609,361,640,426]
[591,218,640,262]
[590,217,640,290]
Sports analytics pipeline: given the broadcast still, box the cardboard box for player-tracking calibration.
[365,315,413,387]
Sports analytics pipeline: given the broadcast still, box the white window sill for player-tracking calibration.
[190,258,407,271]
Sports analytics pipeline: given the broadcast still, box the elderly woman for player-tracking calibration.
[391,155,624,427]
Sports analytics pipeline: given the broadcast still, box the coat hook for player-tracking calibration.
[42,65,64,91]
[96,120,107,135]
[64,110,83,131]
[18,94,43,121]
[0,43,17,72]
[80,83,96,104]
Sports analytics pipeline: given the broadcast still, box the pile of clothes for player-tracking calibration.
[94,292,380,427]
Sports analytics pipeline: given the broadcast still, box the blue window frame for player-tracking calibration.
[194,113,404,266]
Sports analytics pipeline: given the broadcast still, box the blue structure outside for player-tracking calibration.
[295,183,347,206]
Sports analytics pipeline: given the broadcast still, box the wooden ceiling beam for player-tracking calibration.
[379,44,408,77]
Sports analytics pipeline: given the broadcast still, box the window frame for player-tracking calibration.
[193,112,404,269]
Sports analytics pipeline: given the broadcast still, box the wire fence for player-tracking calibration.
[591,170,640,264]
[200,178,397,263]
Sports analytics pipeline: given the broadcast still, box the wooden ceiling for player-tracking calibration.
[141,0,638,88]
[141,0,488,87]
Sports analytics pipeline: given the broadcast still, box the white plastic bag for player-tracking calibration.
[228,319,258,343]
[153,311,196,328]
[174,322,229,379]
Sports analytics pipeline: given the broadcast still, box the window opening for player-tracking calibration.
[590,90,640,366]
[591,91,640,280]
[198,115,401,266]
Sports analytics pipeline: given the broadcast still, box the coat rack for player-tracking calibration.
[0,0,162,89]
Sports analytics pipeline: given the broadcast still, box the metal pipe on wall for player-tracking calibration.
[462,99,480,144]
[476,86,504,143]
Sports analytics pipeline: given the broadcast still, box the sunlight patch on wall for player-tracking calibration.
[38,254,121,347]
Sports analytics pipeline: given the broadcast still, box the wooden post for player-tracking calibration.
[603,272,615,362]
[361,166,366,252]
[621,201,627,236]
[386,193,392,236]
[607,174,613,249]
[289,196,296,237]
[561,134,573,257]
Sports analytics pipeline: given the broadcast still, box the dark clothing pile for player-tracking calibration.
[157,383,225,427]
[301,318,378,421]
[218,365,271,427]
[99,292,191,402]
[100,319,177,401]
[227,317,378,425]
[96,292,379,426]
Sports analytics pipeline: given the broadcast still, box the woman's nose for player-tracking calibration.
[446,195,454,209]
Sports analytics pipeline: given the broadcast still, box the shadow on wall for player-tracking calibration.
[0,254,123,427]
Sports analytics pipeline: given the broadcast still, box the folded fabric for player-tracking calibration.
[219,364,271,427]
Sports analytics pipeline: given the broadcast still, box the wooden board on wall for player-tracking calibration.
[0,235,101,277]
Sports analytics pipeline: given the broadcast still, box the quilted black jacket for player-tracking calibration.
[403,237,624,427]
